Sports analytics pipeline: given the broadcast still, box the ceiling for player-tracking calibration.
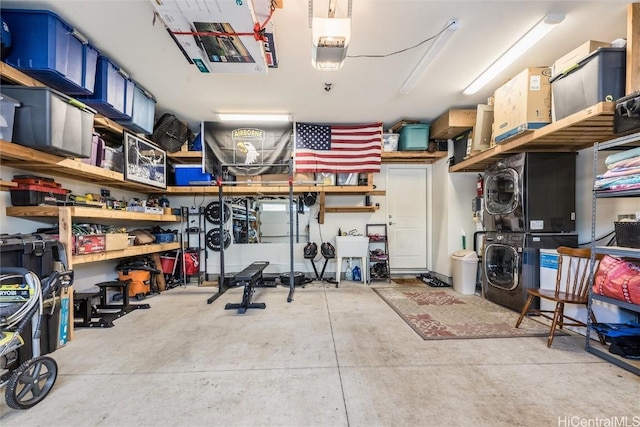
[1,1,632,132]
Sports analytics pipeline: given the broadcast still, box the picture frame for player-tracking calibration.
[123,131,167,189]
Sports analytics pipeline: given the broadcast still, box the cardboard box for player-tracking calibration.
[494,67,552,143]
[105,233,130,251]
[382,133,399,151]
[315,172,336,186]
[75,234,106,255]
[430,109,477,140]
[467,104,494,155]
[293,173,314,183]
[552,40,611,78]
[235,175,262,186]
[260,174,290,183]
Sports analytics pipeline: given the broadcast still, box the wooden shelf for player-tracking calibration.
[0,180,17,190]
[449,101,616,172]
[168,149,446,165]
[161,184,374,195]
[167,150,202,163]
[324,206,379,213]
[1,61,45,87]
[93,115,126,136]
[6,206,181,223]
[0,139,160,192]
[381,151,447,164]
[72,242,181,265]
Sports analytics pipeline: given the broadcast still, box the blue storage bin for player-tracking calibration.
[174,165,212,186]
[1,9,99,95]
[116,82,156,134]
[79,56,133,120]
[399,124,430,151]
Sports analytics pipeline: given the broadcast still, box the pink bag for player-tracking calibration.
[593,255,640,304]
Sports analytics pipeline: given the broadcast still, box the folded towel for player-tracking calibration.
[605,146,640,168]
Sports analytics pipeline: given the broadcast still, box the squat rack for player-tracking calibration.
[206,159,299,306]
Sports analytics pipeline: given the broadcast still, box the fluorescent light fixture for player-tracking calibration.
[400,19,459,94]
[463,13,565,95]
[311,17,351,71]
[216,114,292,122]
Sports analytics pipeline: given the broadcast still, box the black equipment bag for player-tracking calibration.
[614,91,640,135]
[151,113,193,152]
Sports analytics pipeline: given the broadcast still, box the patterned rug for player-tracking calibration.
[391,278,424,285]
[373,287,554,340]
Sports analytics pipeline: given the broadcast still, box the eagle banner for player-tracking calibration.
[202,121,293,176]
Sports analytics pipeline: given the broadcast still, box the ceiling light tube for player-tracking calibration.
[463,13,565,95]
[400,19,459,95]
[216,114,292,122]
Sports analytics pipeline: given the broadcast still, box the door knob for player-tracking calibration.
[389,221,394,225]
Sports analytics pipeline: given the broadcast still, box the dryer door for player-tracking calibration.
[483,242,520,291]
[484,168,520,216]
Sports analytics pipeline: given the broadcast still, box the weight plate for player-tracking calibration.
[280,271,306,286]
[204,201,231,224]
[206,228,231,251]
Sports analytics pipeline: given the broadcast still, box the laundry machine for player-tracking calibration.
[483,152,576,233]
[482,231,578,312]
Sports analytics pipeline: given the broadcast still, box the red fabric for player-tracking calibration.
[593,255,640,304]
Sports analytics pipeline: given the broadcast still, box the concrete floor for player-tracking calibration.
[1,281,638,426]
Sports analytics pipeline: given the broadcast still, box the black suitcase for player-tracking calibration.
[614,91,640,135]
[0,233,67,279]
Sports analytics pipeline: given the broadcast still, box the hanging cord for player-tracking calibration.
[347,20,457,59]
[578,229,616,247]
[169,3,277,42]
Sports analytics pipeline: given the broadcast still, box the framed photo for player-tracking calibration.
[123,131,167,189]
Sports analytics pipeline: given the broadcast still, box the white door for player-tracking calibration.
[387,166,428,270]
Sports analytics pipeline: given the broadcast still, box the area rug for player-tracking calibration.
[391,278,424,285]
[373,287,555,340]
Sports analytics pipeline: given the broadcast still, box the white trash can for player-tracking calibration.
[450,250,479,295]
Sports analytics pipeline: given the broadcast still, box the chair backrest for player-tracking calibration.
[555,246,603,298]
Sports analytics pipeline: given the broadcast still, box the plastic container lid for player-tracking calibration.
[451,250,479,262]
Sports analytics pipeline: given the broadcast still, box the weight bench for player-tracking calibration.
[225,261,269,314]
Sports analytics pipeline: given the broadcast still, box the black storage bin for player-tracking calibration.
[550,47,626,121]
[452,130,471,165]
[614,222,640,248]
[0,234,65,279]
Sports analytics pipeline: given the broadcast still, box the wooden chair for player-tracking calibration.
[515,246,606,348]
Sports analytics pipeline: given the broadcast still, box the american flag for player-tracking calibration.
[294,122,382,173]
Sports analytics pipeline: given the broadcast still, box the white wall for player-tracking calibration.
[430,143,478,278]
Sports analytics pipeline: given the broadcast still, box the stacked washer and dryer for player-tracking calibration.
[482,152,579,312]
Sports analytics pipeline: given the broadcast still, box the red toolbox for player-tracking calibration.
[10,184,68,206]
[74,234,106,255]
